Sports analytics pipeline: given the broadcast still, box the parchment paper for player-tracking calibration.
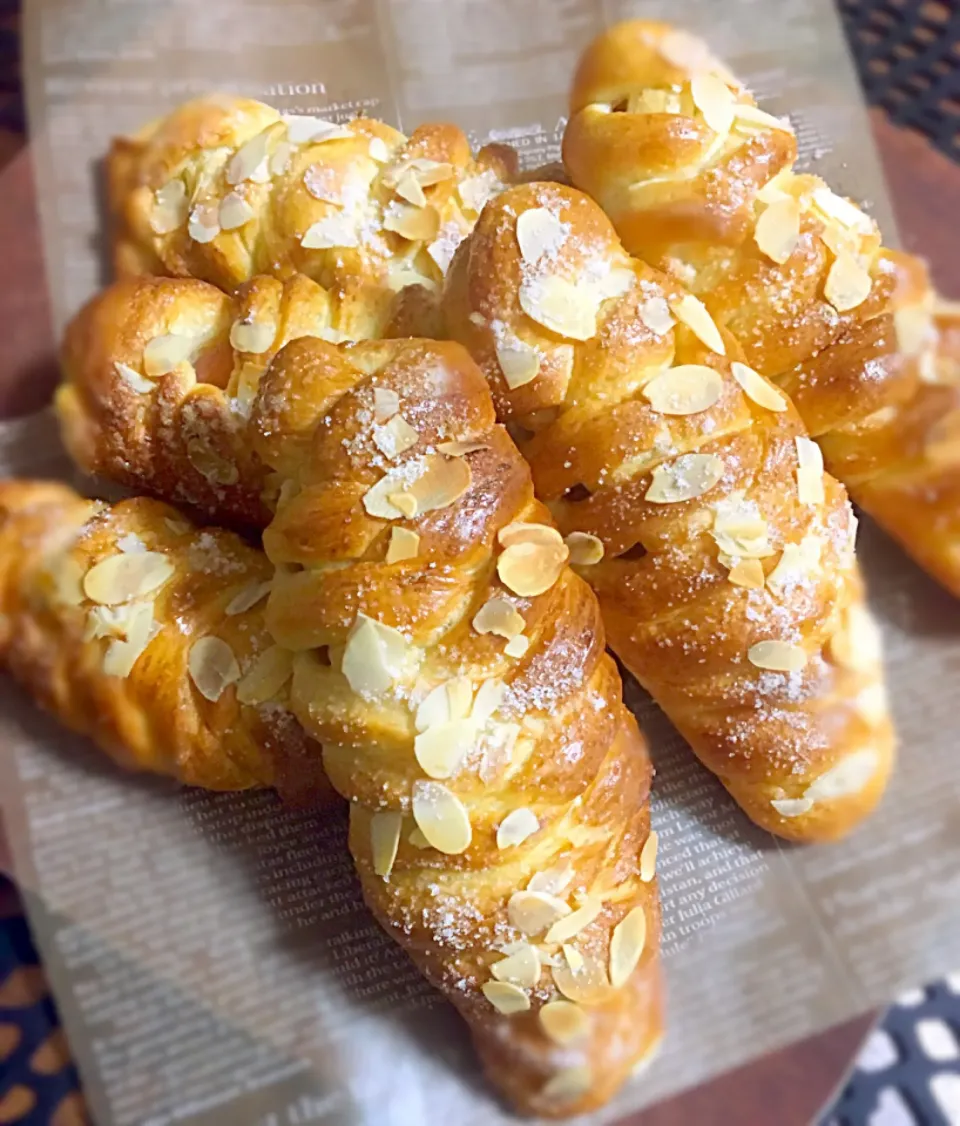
[3,1,957,1124]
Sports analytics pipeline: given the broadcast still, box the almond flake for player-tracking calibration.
[187,204,220,244]
[415,677,473,732]
[407,158,456,186]
[188,636,241,702]
[269,141,294,176]
[370,810,403,878]
[282,115,352,144]
[472,596,525,639]
[805,749,879,802]
[369,137,391,162]
[436,439,489,456]
[490,944,541,988]
[530,864,574,896]
[236,645,293,706]
[544,898,601,944]
[747,640,807,673]
[564,532,604,566]
[628,88,680,114]
[374,415,419,459]
[640,831,658,882]
[726,557,765,589]
[227,134,269,186]
[519,276,598,341]
[342,613,411,698]
[217,191,254,230]
[553,953,614,1006]
[766,534,822,595]
[457,170,502,213]
[516,207,568,265]
[508,891,570,937]
[496,807,539,849]
[389,492,418,518]
[394,172,427,207]
[825,253,872,312]
[811,187,874,234]
[562,944,584,973]
[51,556,85,607]
[669,294,725,354]
[539,1001,589,1046]
[481,981,530,1015]
[363,456,462,520]
[829,603,882,673]
[101,601,156,678]
[186,440,240,486]
[414,718,476,779]
[504,634,530,658]
[645,453,723,504]
[301,213,359,249]
[795,436,825,506]
[229,319,275,354]
[771,796,814,818]
[730,361,787,411]
[638,296,675,336]
[755,198,801,265]
[496,341,541,389]
[498,541,568,597]
[386,527,420,563]
[83,552,174,605]
[643,364,723,415]
[733,104,793,133]
[471,678,505,726]
[498,522,564,549]
[383,202,440,241]
[408,827,431,849]
[150,180,188,234]
[713,503,772,558]
[143,334,197,377]
[609,906,647,989]
[411,780,472,854]
[225,579,272,616]
[691,73,735,134]
[542,1065,591,1104]
[372,387,400,423]
[115,361,154,394]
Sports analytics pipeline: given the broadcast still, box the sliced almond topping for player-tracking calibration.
[544,898,602,945]
[811,187,874,234]
[638,296,675,336]
[363,456,471,520]
[187,204,220,244]
[628,88,680,114]
[755,198,802,265]
[646,453,723,504]
[408,827,431,849]
[225,579,272,616]
[394,172,427,208]
[730,361,788,411]
[828,603,883,673]
[236,645,293,706]
[269,141,294,176]
[51,556,85,607]
[712,500,771,558]
[368,136,391,163]
[494,340,541,390]
[384,202,440,242]
[504,634,530,659]
[496,807,540,850]
[372,386,400,423]
[540,1001,589,1046]
[457,170,502,213]
[564,531,604,566]
[498,522,564,549]
[188,636,241,702]
[529,863,574,896]
[726,557,765,590]
[227,134,270,186]
[83,552,174,605]
[643,364,723,416]
[386,527,420,564]
[436,439,489,456]
[766,534,822,596]
[609,906,647,989]
[519,276,598,341]
[219,192,255,231]
[491,944,541,988]
[825,253,873,312]
[795,436,825,506]
[640,831,659,883]
[472,597,525,639]
[508,891,570,937]
[771,796,815,818]
[747,640,807,673]
[552,953,613,1005]
[150,180,188,234]
[341,613,411,698]
[374,415,419,459]
[691,72,736,134]
[805,749,879,802]
[733,104,793,133]
[143,334,197,377]
[669,294,725,354]
[370,810,403,878]
[414,719,476,779]
[301,213,359,250]
[115,362,154,394]
[498,541,568,598]
[282,114,352,144]
[415,676,473,732]
[186,439,240,486]
[516,207,567,265]
[100,601,156,678]
[471,678,505,726]
[542,1065,592,1104]
[562,943,584,973]
[411,781,472,855]
[229,319,275,354]
[481,981,530,1015]
[407,158,455,186]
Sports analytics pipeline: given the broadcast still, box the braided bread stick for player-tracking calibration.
[0,479,329,805]
[563,20,960,594]
[442,181,895,843]
[109,95,516,336]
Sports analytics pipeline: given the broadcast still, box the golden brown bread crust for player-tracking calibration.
[108,94,517,334]
[0,479,330,805]
[442,181,895,843]
[563,19,960,595]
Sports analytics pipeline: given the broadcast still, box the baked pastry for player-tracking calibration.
[108,95,517,337]
[0,479,329,805]
[442,180,895,843]
[563,19,960,595]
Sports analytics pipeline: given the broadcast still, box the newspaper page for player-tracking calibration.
[1,0,955,1123]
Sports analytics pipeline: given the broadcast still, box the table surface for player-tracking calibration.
[0,112,958,1126]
